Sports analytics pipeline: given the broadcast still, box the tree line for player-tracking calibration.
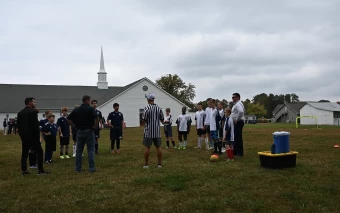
[156,74,304,118]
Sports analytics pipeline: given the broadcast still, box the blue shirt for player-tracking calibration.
[41,122,58,137]
[57,116,70,137]
[39,119,48,129]
[107,111,124,126]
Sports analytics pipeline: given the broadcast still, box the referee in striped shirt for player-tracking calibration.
[142,93,165,169]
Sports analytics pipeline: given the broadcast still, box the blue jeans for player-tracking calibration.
[75,130,95,172]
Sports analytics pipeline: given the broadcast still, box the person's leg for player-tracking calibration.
[60,139,64,158]
[21,141,30,172]
[73,140,77,157]
[238,120,244,156]
[116,128,121,153]
[31,140,45,172]
[29,149,36,167]
[178,132,183,148]
[233,123,239,156]
[86,131,95,172]
[111,139,116,153]
[171,137,176,147]
[183,133,188,149]
[75,131,85,172]
[156,146,162,166]
[144,146,151,166]
[65,137,69,157]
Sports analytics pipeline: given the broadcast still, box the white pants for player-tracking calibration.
[3,127,7,135]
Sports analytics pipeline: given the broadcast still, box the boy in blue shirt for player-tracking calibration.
[57,107,71,159]
[107,103,124,154]
[41,114,58,163]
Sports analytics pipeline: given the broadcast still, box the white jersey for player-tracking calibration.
[223,116,234,141]
[204,107,211,125]
[164,114,173,126]
[209,107,218,131]
[195,110,206,129]
[176,114,192,132]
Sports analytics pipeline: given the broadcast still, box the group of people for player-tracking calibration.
[2,118,17,135]
[16,92,244,175]
[142,93,245,168]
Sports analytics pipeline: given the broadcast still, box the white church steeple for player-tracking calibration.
[97,46,108,89]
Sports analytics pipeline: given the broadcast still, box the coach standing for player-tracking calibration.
[142,93,165,169]
[17,97,48,175]
[231,93,245,156]
[67,95,98,173]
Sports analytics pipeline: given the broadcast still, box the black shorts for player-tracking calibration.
[143,137,161,147]
[197,129,206,136]
[60,137,70,146]
[206,125,210,133]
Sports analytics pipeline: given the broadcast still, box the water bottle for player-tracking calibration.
[271,143,276,154]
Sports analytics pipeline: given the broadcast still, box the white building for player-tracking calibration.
[300,102,340,126]
[0,47,189,128]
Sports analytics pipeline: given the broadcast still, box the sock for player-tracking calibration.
[179,142,183,147]
[214,143,217,152]
[73,145,76,155]
[222,142,225,149]
[210,141,214,148]
[226,149,231,159]
[65,145,69,155]
[184,141,187,147]
[218,142,222,153]
[95,144,98,152]
[166,141,169,147]
[60,145,64,156]
[198,137,202,147]
[172,141,175,147]
[231,148,234,159]
[205,138,209,148]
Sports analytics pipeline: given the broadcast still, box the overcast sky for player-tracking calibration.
[0,0,339,102]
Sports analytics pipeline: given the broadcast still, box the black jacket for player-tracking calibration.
[17,106,40,140]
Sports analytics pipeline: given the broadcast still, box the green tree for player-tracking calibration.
[284,94,291,103]
[318,100,330,102]
[156,74,196,107]
[291,93,300,102]
[246,103,267,118]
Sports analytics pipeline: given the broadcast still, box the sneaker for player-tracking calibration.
[143,165,149,169]
[111,150,115,154]
[22,171,30,176]
[117,150,121,154]
[72,154,76,157]
[60,155,65,159]
[64,155,70,159]
[49,160,53,163]
[183,147,187,150]
[222,148,226,153]
[157,164,163,169]
[30,165,38,169]
[194,146,201,149]
[178,146,182,150]
[166,146,169,149]
[45,161,50,164]
[209,147,214,150]
[173,146,177,149]
[38,171,50,175]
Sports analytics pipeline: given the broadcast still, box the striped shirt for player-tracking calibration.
[142,104,164,138]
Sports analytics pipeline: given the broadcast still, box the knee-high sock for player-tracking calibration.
[218,142,222,153]
[95,143,98,151]
[172,141,175,147]
[184,141,187,147]
[65,145,69,155]
[205,138,209,148]
[166,141,169,147]
[111,140,115,150]
[197,137,201,147]
[214,142,218,152]
[60,145,64,156]
[73,145,76,155]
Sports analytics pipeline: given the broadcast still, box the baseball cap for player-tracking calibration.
[146,93,155,100]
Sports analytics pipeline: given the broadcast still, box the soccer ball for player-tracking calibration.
[210,154,219,162]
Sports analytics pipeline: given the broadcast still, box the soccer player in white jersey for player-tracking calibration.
[176,107,192,150]
[204,98,213,150]
[217,102,226,154]
[209,99,220,154]
[164,108,176,149]
[194,104,206,149]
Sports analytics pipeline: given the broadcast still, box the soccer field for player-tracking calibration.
[1,124,340,213]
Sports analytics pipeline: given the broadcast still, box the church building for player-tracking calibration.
[0,47,189,128]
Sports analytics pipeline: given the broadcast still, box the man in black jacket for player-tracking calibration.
[17,97,48,175]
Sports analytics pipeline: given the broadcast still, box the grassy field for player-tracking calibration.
[1,123,340,213]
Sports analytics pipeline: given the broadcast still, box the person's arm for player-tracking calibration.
[176,116,179,131]
[99,112,103,129]
[107,113,112,128]
[142,107,148,123]
[187,116,192,133]
[57,118,63,137]
[121,113,124,130]
[159,109,164,124]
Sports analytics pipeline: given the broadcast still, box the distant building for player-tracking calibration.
[272,102,307,123]
[300,102,340,126]
[244,114,257,124]
[0,47,189,128]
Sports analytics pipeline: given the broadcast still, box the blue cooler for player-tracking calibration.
[273,132,290,153]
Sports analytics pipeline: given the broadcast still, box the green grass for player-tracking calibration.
[1,124,340,213]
